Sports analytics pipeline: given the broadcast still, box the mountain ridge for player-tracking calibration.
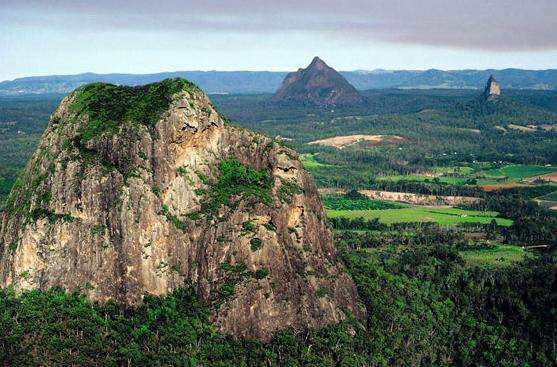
[1,68,556,95]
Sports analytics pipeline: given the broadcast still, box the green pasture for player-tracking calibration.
[368,243,528,268]
[300,153,332,169]
[375,174,470,185]
[460,245,529,267]
[480,164,557,181]
[432,166,475,175]
[327,207,513,226]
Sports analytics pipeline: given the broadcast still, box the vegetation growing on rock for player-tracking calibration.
[70,79,198,141]
[196,158,274,216]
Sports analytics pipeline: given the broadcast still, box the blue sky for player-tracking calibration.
[1,0,555,81]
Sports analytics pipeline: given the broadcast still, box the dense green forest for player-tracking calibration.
[2,244,556,366]
[1,88,557,366]
[0,94,63,204]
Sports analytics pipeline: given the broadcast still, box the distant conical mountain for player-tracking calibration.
[484,75,501,101]
[273,57,364,106]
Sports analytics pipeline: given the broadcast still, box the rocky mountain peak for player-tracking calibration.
[308,56,328,70]
[273,57,364,106]
[484,75,501,101]
[0,78,362,341]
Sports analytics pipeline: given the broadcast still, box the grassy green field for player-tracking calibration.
[368,243,527,267]
[375,164,557,187]
[432,166,474,175]
[327,206,513,226]
[375,174,470,185]
[300,153,333,169]
[460,245,529,267]
[481,164,557,181]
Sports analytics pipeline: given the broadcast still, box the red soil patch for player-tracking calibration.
[480,183,527,192]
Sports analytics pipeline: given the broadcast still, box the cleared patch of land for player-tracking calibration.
[460,245,529,267]
[432,166,474,175]
[536,200,557,211]
[359,189,478,206]
[536,190,557,210]
[327,207,512,226]
[458,128,481,134]
[541,124,557,131]
[318,188,478,206]
[375,165,557,188]
[480,183,528,191]
[507,124,537,132]
[318,188,345,195]
[308,134,404,148]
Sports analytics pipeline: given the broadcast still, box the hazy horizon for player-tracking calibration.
[3,64,557,84]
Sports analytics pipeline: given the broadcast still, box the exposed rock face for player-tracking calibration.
[0,79,362,341]
[484,75,501,101]
[273,57,364,106]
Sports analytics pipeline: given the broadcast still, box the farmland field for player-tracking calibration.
[432,166,474,174]
[376,164,557,187]
[460,245,529,267]
[376,174,470,185]
[366,243,528,268]
[481,164,557,181]
[327,206,513,226]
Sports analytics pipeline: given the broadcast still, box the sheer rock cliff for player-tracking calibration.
[0,79,362,341]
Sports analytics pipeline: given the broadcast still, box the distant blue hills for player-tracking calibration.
[1,68,555,95]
